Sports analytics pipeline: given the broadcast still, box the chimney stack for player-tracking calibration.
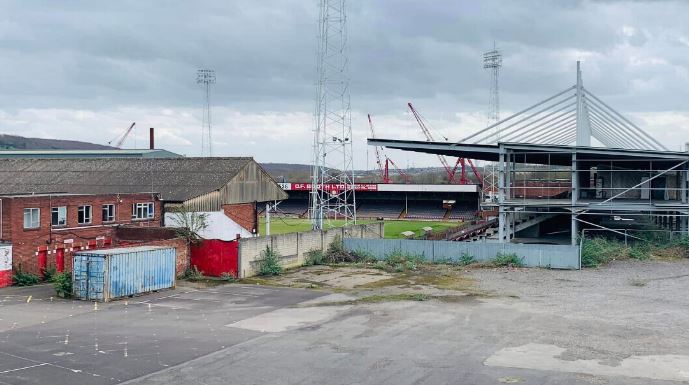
[149,127,155,150]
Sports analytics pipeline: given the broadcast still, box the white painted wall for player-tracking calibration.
[164,211,252,241]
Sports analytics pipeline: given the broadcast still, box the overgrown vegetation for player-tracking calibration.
[492,252,524,267]
[304,249,326,266]
[220,272,237,282]
[581,234,689,268]
[42,267,56,282]
[167,206,209,244]
[258,246,283,276]
[458,253,477,266]
[52,272,72,298]
[183,265,205,280]
[12,268,40,286]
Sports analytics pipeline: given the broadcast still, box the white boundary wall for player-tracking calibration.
[238,223,384,278]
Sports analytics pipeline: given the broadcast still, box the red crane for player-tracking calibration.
[368,114,411,184]
[407,103,483,185]
[108,122,136,148]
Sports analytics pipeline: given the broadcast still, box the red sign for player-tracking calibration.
[290,183,378,192]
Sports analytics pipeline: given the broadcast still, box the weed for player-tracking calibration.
[52,272,72,298]
[12,268,40,286]
[43,267,57,282]
[383,250,425,272]
[492,252,524,267]
[220,272,237,282]
[183,265,204,281]
[350,249,377,263]
[458,253,477,266]
[581,237,625,267]
[629,278,648,287]
[629,245,651,261]
[304,249,326,266]
[258,246,283,276]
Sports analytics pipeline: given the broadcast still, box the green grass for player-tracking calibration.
[259,217,462,239]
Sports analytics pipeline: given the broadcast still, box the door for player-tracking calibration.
[72,255,105,301]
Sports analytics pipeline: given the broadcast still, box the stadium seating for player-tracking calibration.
[405,201,448,219]
[448,202,478,220]
[274,199,309,216]
[356,201,404,219]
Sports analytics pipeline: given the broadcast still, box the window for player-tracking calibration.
[132,202,154,220]
[78,205,92,224]
[23,208,40,229]
[102,204,115,222]
[51,206,67,226]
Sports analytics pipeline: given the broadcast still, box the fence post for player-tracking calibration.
[624,230,628,246]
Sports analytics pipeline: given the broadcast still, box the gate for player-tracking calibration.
[72,255,105,301]
[190,240,239,277]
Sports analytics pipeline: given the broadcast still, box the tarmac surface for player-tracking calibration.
[2,260,689,385]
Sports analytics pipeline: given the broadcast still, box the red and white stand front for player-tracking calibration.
[0,245,11,288]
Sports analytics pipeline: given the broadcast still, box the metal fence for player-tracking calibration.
[343,238,580,269]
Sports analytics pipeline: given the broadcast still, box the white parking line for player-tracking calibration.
[0,363,48,374]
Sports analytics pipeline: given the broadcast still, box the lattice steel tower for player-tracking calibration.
[482,44,502,202]
[197,69,216,157]
[310,0,356,230]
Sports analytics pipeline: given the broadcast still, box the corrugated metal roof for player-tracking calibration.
[0,157,256,201]
[0,149,181,158]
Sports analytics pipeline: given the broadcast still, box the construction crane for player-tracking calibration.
[108,122,136,148]
[368,114,411,184]
[407,103,482,185]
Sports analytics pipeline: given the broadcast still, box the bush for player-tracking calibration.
[458,253,477,266]
[43,267,57,282]
[350,250,377,263]
[258,246,283,276]
[12,269,40,286]
[493,252,524,267]
[304,249,326,266]
[183,265,204,281]
[581,237,625,267]
[384,250,425,272]
[629,245,650,261]
[53,272,72,298]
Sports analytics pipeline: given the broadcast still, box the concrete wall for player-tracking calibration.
[237,222,384,278]
[343,238,580,269]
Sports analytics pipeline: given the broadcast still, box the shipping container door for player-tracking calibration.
[72,255,105,301]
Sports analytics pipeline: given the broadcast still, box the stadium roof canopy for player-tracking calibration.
[368,139,689,167]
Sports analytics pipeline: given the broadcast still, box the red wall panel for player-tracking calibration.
[190,240,238,277]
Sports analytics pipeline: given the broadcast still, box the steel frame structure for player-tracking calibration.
[459,62,667,151]
[310,0,356,230]
[197,69,216,157]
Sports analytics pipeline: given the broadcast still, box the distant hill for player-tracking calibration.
[0,134,115,150]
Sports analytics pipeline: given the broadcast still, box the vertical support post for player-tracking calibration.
[265,202,270,236]
[575,61,591,147]
[571,152,578,245]
[498,148,506,242]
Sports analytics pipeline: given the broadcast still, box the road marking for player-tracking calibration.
[0,363,48,374]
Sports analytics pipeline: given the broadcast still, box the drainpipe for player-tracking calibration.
[0,198,3,240]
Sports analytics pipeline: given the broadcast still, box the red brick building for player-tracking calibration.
[0,157,287,279]
[0,193,161,275]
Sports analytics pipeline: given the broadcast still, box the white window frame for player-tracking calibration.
[132,202,155,220]
[78,205,92,224]
[102,204,116,223]
[23,208,40,229]
[51,206,67,227]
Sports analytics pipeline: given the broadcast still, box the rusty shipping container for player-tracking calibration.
[73,246,176,302]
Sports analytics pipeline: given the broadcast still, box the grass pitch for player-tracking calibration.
[259,217,461,239]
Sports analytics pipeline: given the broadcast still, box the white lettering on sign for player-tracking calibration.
[0,246,11,271]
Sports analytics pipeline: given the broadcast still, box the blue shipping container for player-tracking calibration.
[73,246,176,302]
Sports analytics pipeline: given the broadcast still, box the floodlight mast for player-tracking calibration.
[197,69,216,157]
[310,0,356,230]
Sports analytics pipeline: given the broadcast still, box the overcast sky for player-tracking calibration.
[1,0,689,168]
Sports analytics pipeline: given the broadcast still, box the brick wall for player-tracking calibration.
[222,203,258,235]
[0,193,162,276]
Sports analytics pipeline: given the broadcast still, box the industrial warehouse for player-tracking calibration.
[2,1,689,385]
